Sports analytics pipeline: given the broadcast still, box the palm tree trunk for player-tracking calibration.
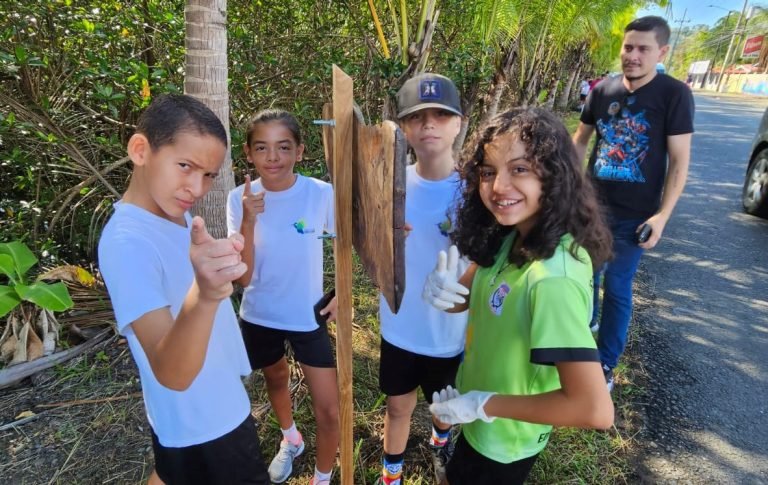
[485,76,506,120]
[481,36,520,124]
[184,0,233,239]
[556,67,578,111]
[522,71,541,107]
[543,76,559,110]
[455,80,482,153]
[559,45,588,111]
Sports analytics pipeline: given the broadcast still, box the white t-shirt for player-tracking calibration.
[379,165,468,357]
[580,80,591,96]
[98,203,252,448]
[227,175,334,331]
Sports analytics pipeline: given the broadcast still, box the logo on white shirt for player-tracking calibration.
[437,217,453,237]
[292,218,316,234]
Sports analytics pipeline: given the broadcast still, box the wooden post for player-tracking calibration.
[332,65,355,485]
[320,65,406,483]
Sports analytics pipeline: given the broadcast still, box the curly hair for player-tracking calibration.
[451,107,612,270]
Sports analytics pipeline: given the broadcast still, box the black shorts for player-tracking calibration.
[240,319,335,369]
[579,93,587,101]
[446,433,538,485]
[378,338,462,403]
[151,415,269,485]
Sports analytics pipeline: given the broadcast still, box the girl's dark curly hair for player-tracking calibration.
[451,107,612,270]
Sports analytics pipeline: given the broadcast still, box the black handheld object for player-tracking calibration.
[314,289,336,325]
[637,224,652,244]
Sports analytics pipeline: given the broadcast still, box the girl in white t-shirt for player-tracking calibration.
[226,109,338,485]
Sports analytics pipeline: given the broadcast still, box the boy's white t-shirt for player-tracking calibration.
[227,175,334,331]
[379,165,468,357]
[98,203,252,448]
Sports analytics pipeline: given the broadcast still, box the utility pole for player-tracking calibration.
[704,11,734,88]
[667,8,690,74]
[717,0,750,92]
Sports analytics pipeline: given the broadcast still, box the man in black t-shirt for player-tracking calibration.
[572,16,694,392]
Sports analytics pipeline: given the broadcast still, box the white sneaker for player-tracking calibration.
[268,438,304,483]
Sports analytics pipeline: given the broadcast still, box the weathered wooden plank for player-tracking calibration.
[353,119,406,313]
[321,108,407,313]
[332,65,355,485]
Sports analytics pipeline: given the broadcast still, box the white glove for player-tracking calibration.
[422,245,470,311]
[430,385,496,425]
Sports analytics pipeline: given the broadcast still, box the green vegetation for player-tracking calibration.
[0,241,73,318]
[0,0,657,261]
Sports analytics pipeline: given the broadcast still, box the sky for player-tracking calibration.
[637,0,751,28]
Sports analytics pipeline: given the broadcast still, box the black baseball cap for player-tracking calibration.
[396,73,463,119]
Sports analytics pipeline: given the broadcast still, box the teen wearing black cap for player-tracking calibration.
[377,73,468,485]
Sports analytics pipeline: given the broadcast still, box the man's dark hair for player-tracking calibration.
[135,94,227,149]
[625,16,671,46]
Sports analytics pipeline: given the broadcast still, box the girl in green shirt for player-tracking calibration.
[423,107,615,484]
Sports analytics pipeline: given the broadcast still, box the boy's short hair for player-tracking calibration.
[396,73,463,119]
[625,16,671,46]
[135,94,228,149]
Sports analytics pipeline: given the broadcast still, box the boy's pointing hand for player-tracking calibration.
[190,216,247,301]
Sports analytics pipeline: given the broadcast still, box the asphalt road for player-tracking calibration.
[635,92,768,484]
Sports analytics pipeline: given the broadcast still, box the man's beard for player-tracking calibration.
[623,67,652,82]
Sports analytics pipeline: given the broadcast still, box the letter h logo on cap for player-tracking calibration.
[419,79,442,100]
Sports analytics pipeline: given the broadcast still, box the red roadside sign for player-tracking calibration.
[742,35,764,58]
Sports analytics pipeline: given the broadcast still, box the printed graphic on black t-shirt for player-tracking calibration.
[581,74,695,220]
[594,95,649,183]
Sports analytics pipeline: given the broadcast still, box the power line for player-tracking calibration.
[668,8,691,72]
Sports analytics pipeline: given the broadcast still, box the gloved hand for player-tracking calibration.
[430,385,496,425]
[422,245,470,311]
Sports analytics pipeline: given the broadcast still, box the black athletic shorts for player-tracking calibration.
[378,338,462,403]
[240,319,336,369]
[151,415,269,485]
[446,433,538,485]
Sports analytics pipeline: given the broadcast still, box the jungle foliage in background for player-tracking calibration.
[1,0,655,264]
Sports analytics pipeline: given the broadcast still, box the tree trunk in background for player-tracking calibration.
[522,71,540,107]
[141,0,157,70]
[543,76,559,110]
[185,0,232,239]
[455,80,481,153]
[481,37,519,125]
[483,71,507,122]
[556,67,578,111]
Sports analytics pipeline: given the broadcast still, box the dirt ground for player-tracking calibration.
[0,335,151,484]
